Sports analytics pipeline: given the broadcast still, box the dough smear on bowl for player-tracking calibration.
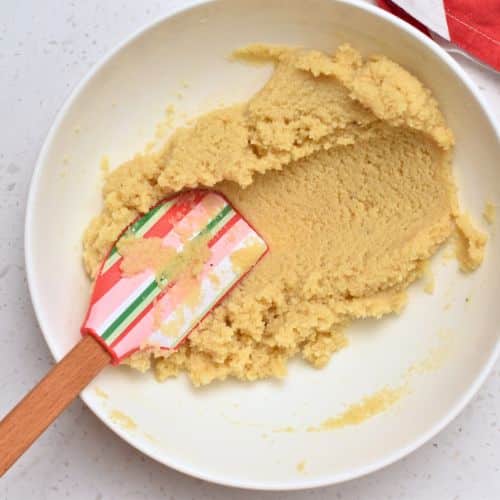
[83,44,486,386]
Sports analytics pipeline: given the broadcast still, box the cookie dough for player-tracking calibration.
[83,44,485,386]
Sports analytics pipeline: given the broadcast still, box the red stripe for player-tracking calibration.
[90,259,123,304]
[208,213,241,248]
[143,190,206,239]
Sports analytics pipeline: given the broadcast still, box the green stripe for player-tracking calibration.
[131,202,168,235]
[199,204,233,238]
[102,247,121,273]
[134,199,175,237]
[101,281,160,343]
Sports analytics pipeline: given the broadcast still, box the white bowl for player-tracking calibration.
[25,0,499,490]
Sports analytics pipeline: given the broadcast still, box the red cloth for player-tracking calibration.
[377,0,500,70]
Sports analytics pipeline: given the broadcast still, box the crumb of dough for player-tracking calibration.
[160,309,185,338]
[209,273,220,286]
[94,386,109,399]
[143,432,158,444]
[273,426,295,433]
[230,240,267,273]
[84,44,486,386]
[454,214,487,272]
[483,201,496,225]
[307,386,404,431]
[296,460,306,473]
[109,410,137,430]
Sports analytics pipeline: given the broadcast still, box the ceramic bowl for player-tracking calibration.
[25,0,499,490]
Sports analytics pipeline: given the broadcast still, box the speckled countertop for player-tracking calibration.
[0,1,499,499]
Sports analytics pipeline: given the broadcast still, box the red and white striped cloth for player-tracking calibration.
[377,0,500,71]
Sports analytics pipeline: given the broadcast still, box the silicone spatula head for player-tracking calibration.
[81,189,268,363]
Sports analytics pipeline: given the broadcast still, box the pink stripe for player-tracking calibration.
[112,219,255,358]
[85,270,153,330]
[159,192,227,250]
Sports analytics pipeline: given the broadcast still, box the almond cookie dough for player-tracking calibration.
[83,44,486,386]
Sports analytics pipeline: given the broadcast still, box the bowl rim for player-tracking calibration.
[24,0,500,491]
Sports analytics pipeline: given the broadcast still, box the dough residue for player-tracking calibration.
[296,460,306,473]
[118,232,211,285]
[94,386,109,399]
[307,386,405,431]
[230,240,267,273]
[118,237,176,279]
[454,213,487,272]
[483,201,496,225]
[110,410,137,430]
[83,43,485,386]
[407,328,455,374]
[422,262,435,295]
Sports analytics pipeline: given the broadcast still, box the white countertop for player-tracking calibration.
[1,1,499,499]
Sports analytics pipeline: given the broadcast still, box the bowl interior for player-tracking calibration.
[26,0,499,489]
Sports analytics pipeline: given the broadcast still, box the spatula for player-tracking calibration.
[0,189,267,476]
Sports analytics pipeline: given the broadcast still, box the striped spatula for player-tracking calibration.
[0,190,267,476]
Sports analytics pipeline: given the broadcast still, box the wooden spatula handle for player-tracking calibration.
[0,335,110,476]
